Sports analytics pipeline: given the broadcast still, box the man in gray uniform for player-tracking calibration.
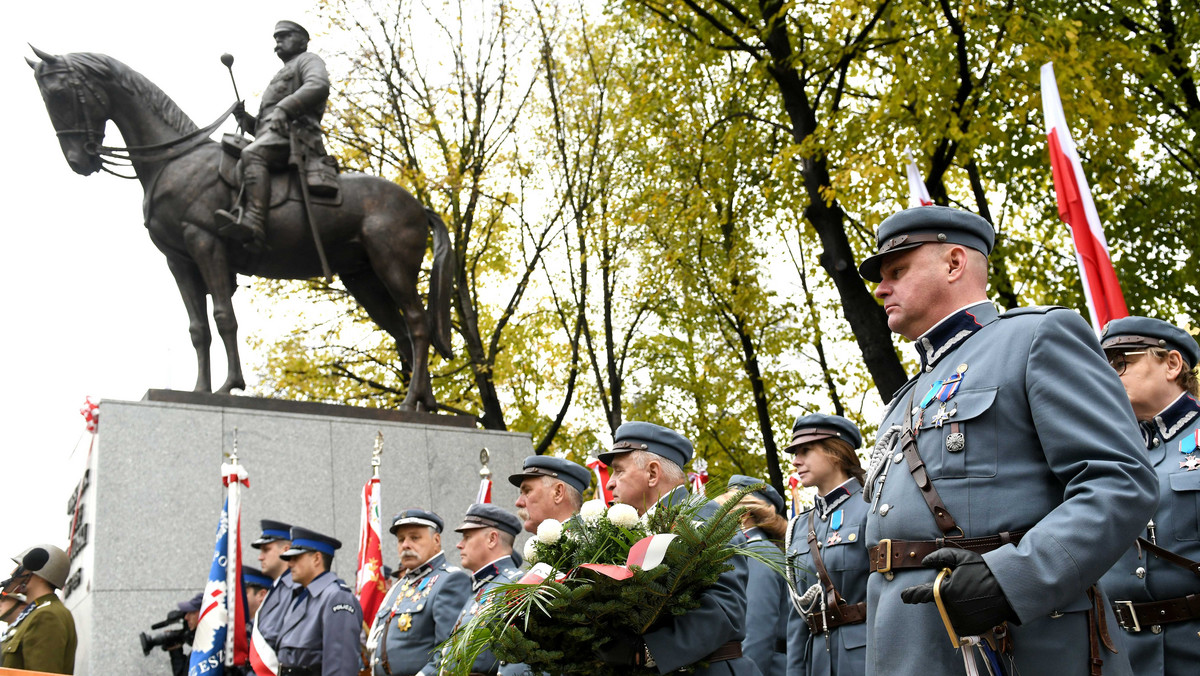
[1099,316,1200,674]
[367,509,471,676]
[508,456,591,534]
[275,527,363,676]
[217,20,331,249]
[435,503,525,675]
[598,421,761,675]
[250,519,295,673]
[858,205,1157,674]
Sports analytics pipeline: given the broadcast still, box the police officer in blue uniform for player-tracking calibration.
[781,414,868,676]
[721,475,790,675]
[367,509,472,676]
[599,421,762,675]
[1098,316,1200,674]
[251,519,296,669]
[434,503,525,675]
[276,527,363,676]
[858,205,1157,674]
[509,455,592,534]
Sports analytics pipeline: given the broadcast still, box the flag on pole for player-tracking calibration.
[1040,62,1129,330]
[356,476,387,622]
[788,472,802,518]
[190,462,250,676]
[587,456,613,505]
[904,148,933,208]
[687,458,709,495]
[476,475,492,504]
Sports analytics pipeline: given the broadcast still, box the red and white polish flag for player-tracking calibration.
[1040,62,1129,331]
[587,457,613,506]
[904,148,933,208]
[356,476,387,622]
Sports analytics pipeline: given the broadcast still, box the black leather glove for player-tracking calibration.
[900,547,1018,636]
[593,629,645,666]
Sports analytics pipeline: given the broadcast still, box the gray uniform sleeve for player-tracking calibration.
[419,571,472,676]
[785,599,810,676]
[322,592,363,676]
[983,309,1158,621]
[276,53,329,119]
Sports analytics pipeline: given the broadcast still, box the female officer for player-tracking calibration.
[783,414,868,676]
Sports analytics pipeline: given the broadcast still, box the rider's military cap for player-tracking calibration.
[1102,316,1200,368]
[859,206,996,282]
[507,455,592,494]
[599,421,694,469]
[726,475,786,516]
[785,414,863,453]
[389,509,444,535]
[454,504,523,537]
[274,20,310,40]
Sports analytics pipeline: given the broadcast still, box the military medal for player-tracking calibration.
[830,509,843,531]
[931,403,957,428]
[397,612,413,631]
[826,532,842,546]
[1180,456,1200,472]
[1180,429,1199,455]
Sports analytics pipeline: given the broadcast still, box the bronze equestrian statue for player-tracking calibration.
[27,33,454,412]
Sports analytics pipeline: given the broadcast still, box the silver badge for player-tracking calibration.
[946,432,965,452]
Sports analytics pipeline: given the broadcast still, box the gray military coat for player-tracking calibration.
[742,527,789,676]
[864,303,1157,675]
[254,570,296,656]
[436,554,524,675]
[276,571,363,676]
[1100,391,1200,674]
[369,552,471,676]
[641,486,762,676]
[786,479,869,676]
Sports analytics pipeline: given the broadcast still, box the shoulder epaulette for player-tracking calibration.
[998,305,1066,318]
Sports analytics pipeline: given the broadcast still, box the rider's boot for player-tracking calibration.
[216,162,268,250]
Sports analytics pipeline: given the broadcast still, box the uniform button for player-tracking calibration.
[884,572,894,581]
[894,452,903,464]
[925,365,933,373]
[1050,611,1063,618]
[880,504,891,516]
[1151,625,1162,634]
[1135,567,1146,579]
[1151,438,1161,447]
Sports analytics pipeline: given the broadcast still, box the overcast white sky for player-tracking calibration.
[1,1,325,564]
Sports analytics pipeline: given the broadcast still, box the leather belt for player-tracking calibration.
[1112,593,1200,632]
[279,666,320,676]
[868,530,1027,573]
[804,601,867,633]
[705,640,743,663]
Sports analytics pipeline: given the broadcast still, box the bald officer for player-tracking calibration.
[1098,317,1200,674]
[509,456,592,533]
[276,527,363,676]
[599,422,761,675]
[367,510,472,676]
[859,206,1157,674]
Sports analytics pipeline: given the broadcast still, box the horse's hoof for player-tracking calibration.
[216,380,246,395]
[399,402,416,412]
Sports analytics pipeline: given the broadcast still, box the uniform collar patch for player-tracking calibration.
[1155,393,1200,442]
[916,303,995,371]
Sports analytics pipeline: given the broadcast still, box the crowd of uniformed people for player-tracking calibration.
[3,205,1197,676]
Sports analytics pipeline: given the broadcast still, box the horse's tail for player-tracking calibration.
[425,206,455,359]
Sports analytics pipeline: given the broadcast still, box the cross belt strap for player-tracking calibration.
[1136,536,1200,579]
[868,530,1028,573]
[1112,593,1200,632]
[805,601,867,633]
[899,389,961,536]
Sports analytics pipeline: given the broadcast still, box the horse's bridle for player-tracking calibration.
[36,54,237,179]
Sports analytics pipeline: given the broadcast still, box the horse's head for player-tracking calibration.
[28,46,108,176]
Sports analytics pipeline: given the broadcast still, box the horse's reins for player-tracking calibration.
[37,55,237,178]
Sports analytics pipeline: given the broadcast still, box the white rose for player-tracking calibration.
[607,503,640,528]
[580,499,606,522]
[537,518,563,544]
[523,537,538,562]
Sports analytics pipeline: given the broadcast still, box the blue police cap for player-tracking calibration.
[786,414,862,453]
[455,503,523,537]
[599,421,693,468]
[507,455,592,494]
[273,20,309,40]
[242,565,273,589]
[177,592,203,613]
[859,206,996,283]
[389,509,444,535]
[280,527,341,559]
[726,475,786,516]
[250,519,292,549]
[1102,316,1200,369]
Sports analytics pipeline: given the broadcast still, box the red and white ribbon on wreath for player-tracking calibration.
[578,533,679,581]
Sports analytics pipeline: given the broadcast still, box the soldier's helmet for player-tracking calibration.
[10,544,70,589]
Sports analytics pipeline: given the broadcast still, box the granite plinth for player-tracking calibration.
[64,392,531,675]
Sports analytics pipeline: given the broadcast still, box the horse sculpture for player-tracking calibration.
[28,48,453,411]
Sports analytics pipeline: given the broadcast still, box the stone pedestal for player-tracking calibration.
[63,391,531,675]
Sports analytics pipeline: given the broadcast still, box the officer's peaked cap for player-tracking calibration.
[508,455,591,494]
[599,421,693,468]
[274,20,309,40]
[242,565,273,589]
[280,527,341,559]
[455,503,523,537]
[251,519,292,549]
[786,414,863,453]
[859,206,995,283]
[389,509,444,535]
[726,475,786,516]
[1102,316,1200,369]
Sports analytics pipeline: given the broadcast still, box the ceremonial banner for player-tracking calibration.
[904,148,933,208]
[356,476,387,622]
[687,458,709,495]
[586,456,613,505]
[189,462,249,676]
[1040,62,1129,330]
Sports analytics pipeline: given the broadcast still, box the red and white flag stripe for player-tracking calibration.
[578,534,679,581]
[476,477,492,504]
[587,457,613,505]
[1040,62,1129,331]
[248,606,279,676]
[904,148,933,208]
